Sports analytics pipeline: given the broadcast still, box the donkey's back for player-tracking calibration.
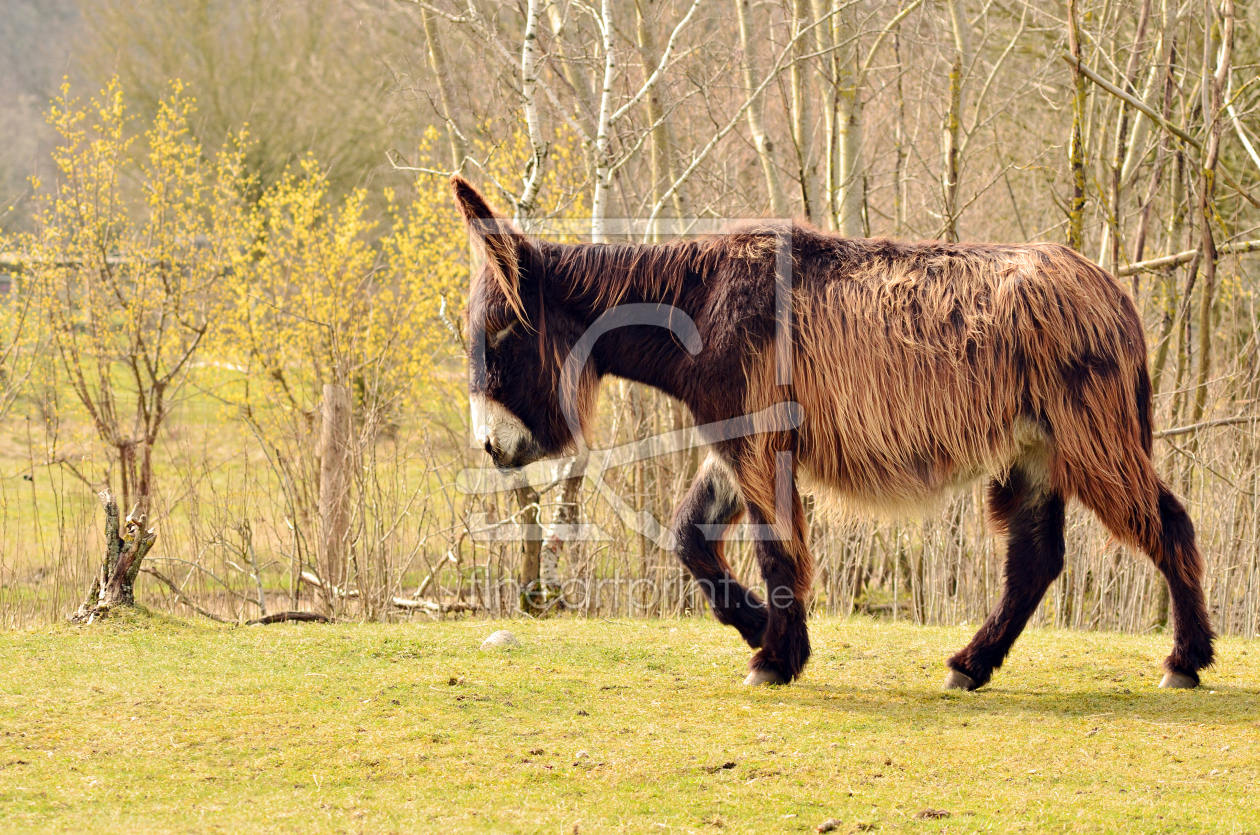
[776,237,1150,518]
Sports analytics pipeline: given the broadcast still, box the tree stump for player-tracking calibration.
[71,489,157,623]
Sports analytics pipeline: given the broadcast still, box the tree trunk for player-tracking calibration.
[1191,0,1231,424]
[421,7,467,173]
[789,0,815,221]
[813,0,838,229]
[545,0,596,121]
[1098,0,1152,272]
[590,0,617,243]
[538,455,587,613]
[1150,144,1186,396]
[516,0,548,224]
[836,87,864,236]
[893,27,907,231]
[941,0,971,243]
[1066,0,1089,251]
[515,483,546,613]
[72,489,157,621]
[734,0,787,217]
[635,0,691,237]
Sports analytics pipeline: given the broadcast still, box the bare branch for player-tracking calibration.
[608,0,705,127]
[140,566,234,623]
[1155,416,1260,439]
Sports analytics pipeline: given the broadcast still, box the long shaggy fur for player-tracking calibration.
[762,236,1154,529]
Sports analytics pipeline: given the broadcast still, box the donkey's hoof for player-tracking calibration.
[1159,671,1198,689]
[743,668,786,686]
[943,669,978,691]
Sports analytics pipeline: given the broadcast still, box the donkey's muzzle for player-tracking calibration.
[487,437,546,471]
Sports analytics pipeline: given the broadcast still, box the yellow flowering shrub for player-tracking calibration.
[22,78,250,513]
[215,129,468,429]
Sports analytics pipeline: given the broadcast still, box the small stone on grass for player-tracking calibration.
[481,630,519,650]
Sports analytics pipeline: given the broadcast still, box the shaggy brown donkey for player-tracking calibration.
[453,176,1213,690]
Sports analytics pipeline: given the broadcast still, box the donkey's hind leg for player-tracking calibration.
[946,467,1066,691]
[1078,478,1214,687]
[1148,486,1214,687]
[673,456,768,649]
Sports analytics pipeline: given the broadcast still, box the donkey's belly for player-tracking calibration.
[797,416,1050,517]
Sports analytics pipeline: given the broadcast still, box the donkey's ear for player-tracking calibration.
[450,175,496,223]
[450,175,525,317]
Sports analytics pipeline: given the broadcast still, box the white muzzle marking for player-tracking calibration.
[471,395,533,461]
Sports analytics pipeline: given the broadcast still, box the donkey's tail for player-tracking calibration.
[1029,246,1212,677]
[1153,484,1215,675]
[1043,316,1214,676]
[1135,355,1155,458]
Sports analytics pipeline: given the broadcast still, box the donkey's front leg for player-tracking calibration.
[672,455,767,649]
[741,464,813,685]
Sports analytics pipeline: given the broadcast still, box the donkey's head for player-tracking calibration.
[452,176,597,470]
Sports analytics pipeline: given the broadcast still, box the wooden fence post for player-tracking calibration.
[515,483,542,612]
[319,383,352,611]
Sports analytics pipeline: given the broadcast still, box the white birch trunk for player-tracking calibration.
[591,0,617,243]
[517,0,548,226]
[836,88,864,236]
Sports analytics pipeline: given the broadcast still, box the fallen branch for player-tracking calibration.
[301,570,359,598]
[391,596,478,613]
[246,611,331,625]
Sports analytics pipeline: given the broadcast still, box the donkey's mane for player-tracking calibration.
[536,237,714,310]
[532,222,1030,311]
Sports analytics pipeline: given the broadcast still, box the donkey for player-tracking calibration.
[452,175,1214,691]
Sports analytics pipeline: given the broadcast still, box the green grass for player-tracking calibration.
[2,614,1259,834]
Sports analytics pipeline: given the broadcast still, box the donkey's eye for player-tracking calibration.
[487,319,518,347]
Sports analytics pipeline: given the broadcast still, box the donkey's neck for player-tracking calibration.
[591,323,699,403]
[543,240,711,408]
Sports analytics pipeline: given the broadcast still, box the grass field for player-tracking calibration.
[2,614,1259,834]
